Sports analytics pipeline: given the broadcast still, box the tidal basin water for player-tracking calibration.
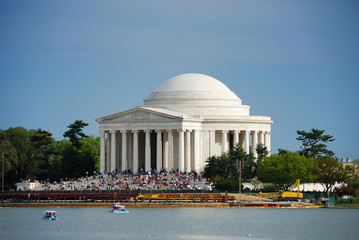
[0,207,358,240]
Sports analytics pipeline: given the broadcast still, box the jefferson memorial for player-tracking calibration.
[96,73,273,174]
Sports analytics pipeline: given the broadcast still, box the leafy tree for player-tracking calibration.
[313,156,355,192]
[203,145,255,181]
[257,151,315,190]
[30,129,55,180]
[0,127,37,181]
[277,149,289,155]
[211,175,239,191]
[0,137,16,189]
[51,139,72,180]
[63,120,89,148]
[334,184,358,199]
[56,136,100,179]
[203,153,236,180]
[61,144,81,178]
[256,143,269,164]
[60,120,100,178]
[296,129,335,158]
[78,136,100,175]
[231,145,256,181]
[203,145,256,191]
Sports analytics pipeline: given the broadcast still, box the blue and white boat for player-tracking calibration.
[110,202,129,213]
[43,210,58,220]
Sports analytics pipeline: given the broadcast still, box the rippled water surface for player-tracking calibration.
[0,207,358,240]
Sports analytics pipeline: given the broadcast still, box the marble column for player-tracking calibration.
[185,130,191,172]
[116,133,121,171]
[193,130,201,171]
[121,130,127,171]
[167,130,173,171]
[178,129,184,172]
[268,132,271,155]
[163,132,168,170]
[209,130,215,156]
[100,131,105,174]
[111,131,116,172]
[252,131,258,161]
[132,130,138,173]
[259,131,265,145]
[233,130,239,148]
[244,130,250,153]
[145,130,151,172]
[106,132,111,173]
[264,132,268,148]
[156,130,162,172]
[239,131,245,149]
[221,130,228,153]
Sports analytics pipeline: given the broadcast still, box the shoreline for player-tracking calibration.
[0,201,325,209]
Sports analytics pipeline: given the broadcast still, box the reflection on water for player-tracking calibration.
[0,207,358,240]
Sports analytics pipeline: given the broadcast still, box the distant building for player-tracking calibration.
[339,157,352,163]
[96,73,273,174]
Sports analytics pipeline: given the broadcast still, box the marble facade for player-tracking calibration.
[96,73,273,174]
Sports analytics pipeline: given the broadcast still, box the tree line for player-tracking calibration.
[0,120,99,189]
[1,125,358,197]
[203,128,358,196]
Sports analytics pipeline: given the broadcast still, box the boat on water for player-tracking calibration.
[110,202,129,213]
[43,210,58,220]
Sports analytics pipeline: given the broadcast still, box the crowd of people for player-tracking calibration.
[20,169,210,191]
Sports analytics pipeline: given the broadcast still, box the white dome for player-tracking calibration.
[144,73,240,103]
[143,73,250,117]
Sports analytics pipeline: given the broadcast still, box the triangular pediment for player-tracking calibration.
[96,107,185,123]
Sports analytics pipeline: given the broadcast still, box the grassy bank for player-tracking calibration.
[334,199,359,208]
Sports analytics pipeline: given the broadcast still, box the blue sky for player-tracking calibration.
[1,0,358,159]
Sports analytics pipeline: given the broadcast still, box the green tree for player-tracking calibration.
[203,145,255,191]
[51,139,72,180]
[0,127,39,188]
[313,156,355,192]
[78,136,100,175]
[63,120,89,148]
[202,150,238,191]
[60,120,97,178]
[257,151,314,190]
[230,145,256,181]
[277,148,289,155]
[1,127,36,179]
[296,129,335,158]
[0,137,16,189]
[30,129,55,180]
[211,175,239,191]
[203,153,236,180]
[59,120,99,178]
[256,143,269,164]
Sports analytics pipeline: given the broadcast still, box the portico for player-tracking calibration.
[97,73,273,174]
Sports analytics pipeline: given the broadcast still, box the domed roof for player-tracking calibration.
[144,73,240,103]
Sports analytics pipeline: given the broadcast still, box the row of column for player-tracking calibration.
[221,130,271,160]
[100,129,195,174]
[100,129,271,174]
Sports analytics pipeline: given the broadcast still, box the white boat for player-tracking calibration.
[110,202,129,213]
[43,210,58,220]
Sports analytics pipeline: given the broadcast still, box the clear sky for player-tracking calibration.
[1,0,358,160]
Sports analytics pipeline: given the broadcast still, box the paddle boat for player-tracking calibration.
[43,210,58,220]
[110,202,129,213]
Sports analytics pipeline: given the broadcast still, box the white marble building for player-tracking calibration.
[96,73,273,174]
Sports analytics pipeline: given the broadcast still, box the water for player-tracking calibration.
[0,207,358,240]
